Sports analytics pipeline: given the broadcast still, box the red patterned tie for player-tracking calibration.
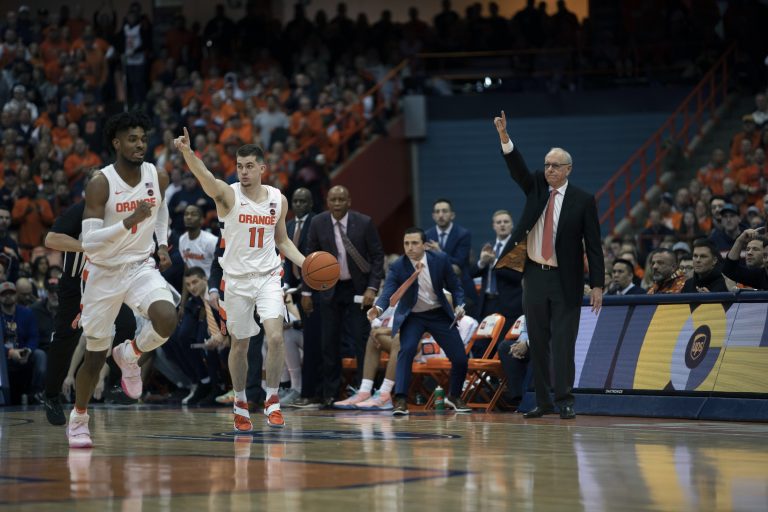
[541,189,558,261]
[389,262,423,307]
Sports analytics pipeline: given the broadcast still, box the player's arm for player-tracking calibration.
[174,127,233,215]
[155,167,171,270]
[275,195,306,268]
[82,173,153,251]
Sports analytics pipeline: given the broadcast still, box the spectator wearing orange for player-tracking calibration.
[12,182,54,258]
[63,138,102,185]
[695,199,713,233]
[183,78,211,108]
[737,147,767,203]
[208,95,238,126]
[728,138,754,175]
[219,115,253,145]
[697,148,730,195]
[646,249,686,294]
[39,26,70,64]
[731,115,761,158]
[290,95,323,147]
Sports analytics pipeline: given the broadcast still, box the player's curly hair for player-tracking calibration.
[104,110,153,153]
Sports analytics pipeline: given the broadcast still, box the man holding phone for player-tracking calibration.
[1,281,46,404]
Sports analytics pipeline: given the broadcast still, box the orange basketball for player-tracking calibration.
[302,251,340,290]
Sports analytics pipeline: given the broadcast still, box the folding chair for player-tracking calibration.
[414,313,504,409]
[461,315,522,412]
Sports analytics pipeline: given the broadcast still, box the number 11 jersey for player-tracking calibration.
[219,183,282,276]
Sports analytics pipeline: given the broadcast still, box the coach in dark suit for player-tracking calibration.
[369,227,470,416]
[302,185,385,406]
[284,188,323,407]
[471,209,523,356]
[425,199,478,317]
[493,111,604,420]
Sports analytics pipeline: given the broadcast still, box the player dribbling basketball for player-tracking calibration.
[174,128,305,429]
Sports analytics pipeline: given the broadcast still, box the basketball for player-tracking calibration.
[302,251,340,290]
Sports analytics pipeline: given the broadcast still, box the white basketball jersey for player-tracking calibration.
[86,163,160,266]
[220,183,282,275]
[179,230,218,277]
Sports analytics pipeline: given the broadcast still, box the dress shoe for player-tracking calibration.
[559,405,576,419]
[523,406,555,418]
[392,396,409,416]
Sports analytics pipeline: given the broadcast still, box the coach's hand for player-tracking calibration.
[590,287,603,314]
[301,295,314,315]
[494,110,510,144]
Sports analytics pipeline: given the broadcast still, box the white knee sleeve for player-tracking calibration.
[136,323,169,353]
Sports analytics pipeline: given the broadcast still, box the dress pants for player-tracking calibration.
[393,308,468,398]
[319,280,370,400]
[522,261,581,408]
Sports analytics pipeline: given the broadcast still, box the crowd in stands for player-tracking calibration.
[2,1,767,409]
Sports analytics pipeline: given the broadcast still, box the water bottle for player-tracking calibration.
[21,394,28,406]
[434,386,445,410]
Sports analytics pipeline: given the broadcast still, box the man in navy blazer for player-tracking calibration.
[302,186,385,406]
[369,227,470,416]
[471,209,523,355]
[425,199,478,317]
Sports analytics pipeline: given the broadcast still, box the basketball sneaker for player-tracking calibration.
[216,389,235,405]
[333,391,371,409]
[356,391,393,410]
[264,394,285,428]
[112,340,142,399]
[233,400,253,432]
[43,394,66,426]
[66,411,93,449]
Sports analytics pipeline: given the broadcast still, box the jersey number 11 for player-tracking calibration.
[249,227,265,248]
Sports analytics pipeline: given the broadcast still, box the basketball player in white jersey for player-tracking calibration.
[66,111,178,448]
[179,205,218,277]
[174,127,306,430]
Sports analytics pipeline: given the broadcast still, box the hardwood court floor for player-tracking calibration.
[1,405,767,511]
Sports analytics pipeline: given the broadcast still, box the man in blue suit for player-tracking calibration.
[368,227,471,416]
[425,199,478,317]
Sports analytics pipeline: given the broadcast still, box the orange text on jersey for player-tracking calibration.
[238,214,276,225]
[116,197,157,212]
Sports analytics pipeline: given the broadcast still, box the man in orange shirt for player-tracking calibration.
[737,147,767,203]
[697,148,729,195]
[12,182,54,257]
[63,138,102,185]
[289,96,323,147]
[731,115,761,158]
[219,115,252,145]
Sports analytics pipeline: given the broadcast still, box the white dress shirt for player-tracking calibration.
[410,254,440,313]
[502,139,567,267]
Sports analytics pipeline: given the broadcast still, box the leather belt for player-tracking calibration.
[527,258,557,271]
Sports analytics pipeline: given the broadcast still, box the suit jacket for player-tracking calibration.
[284,212,315,288]
[471,245,523,318]
[305,210,385,298]
[495,147,604,307]
[375,250,464,336]
[426,223,478,308]
[606,283,646,295]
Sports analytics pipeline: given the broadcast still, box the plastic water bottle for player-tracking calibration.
[434,386,445,410]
